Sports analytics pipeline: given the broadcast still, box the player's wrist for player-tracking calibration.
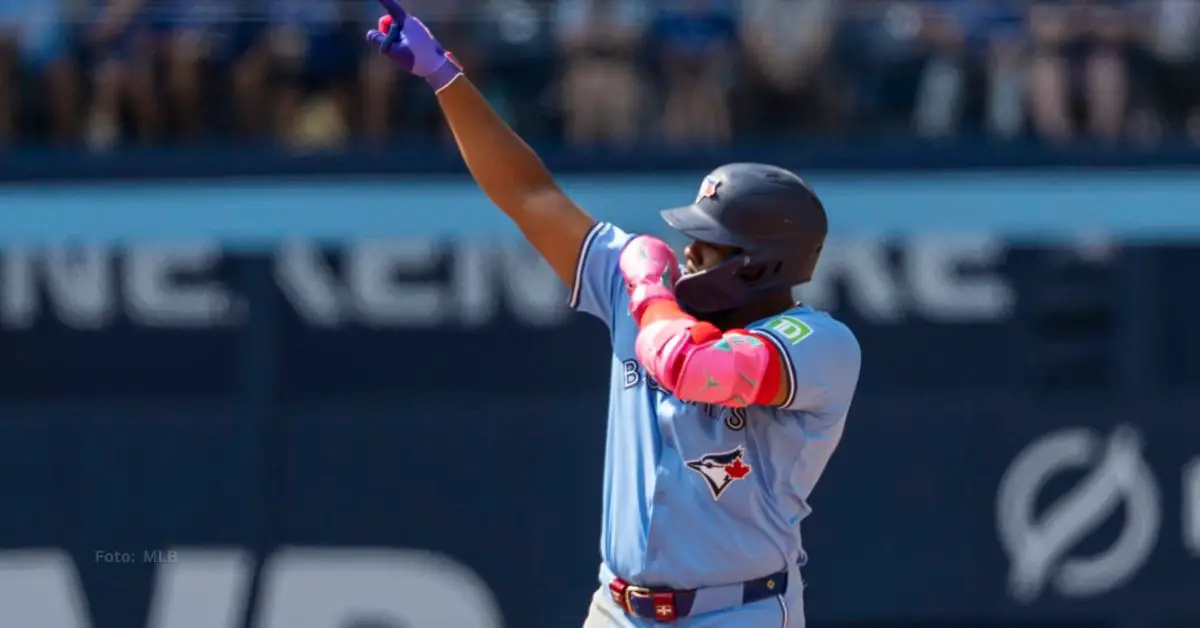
[427,55,464,93]
[629,283,675,322]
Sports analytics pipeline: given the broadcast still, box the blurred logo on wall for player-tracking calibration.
[996,426,1161,603]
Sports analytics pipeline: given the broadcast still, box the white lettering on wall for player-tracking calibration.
[0,237,1012,329]
[800,236,1013,323]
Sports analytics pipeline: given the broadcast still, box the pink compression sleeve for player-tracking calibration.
[635,319,774,408]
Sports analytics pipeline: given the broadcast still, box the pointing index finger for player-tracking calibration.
[375,0,408,22]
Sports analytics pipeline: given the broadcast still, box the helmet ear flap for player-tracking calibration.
[734,259,786,286]
[735,263,766,284]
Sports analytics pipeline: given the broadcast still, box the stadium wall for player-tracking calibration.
[1,167,1197,628]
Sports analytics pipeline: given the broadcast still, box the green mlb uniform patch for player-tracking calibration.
[767,316,813,345]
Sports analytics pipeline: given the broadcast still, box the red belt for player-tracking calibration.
[607,568,788,623]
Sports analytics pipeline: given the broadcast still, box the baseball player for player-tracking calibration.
[365,4,861,626]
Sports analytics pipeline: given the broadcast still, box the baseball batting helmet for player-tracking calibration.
[661,163,827,313]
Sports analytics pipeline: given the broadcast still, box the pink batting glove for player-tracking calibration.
[619,236,682,321]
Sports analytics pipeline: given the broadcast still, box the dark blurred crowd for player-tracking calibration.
[0,0,1197,151]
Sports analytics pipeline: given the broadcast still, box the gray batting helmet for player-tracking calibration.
[661,163,827,313]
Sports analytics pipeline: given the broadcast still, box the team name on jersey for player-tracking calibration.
[621,358,663,390]
[621,359,746,430]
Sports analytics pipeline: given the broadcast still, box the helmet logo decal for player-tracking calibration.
[695,177,721,203]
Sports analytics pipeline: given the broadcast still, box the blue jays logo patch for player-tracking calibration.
[686,447,753,501]
[695,177,721,203]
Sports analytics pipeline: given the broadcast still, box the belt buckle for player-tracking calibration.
[627,585,678,623]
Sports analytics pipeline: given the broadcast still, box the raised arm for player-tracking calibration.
[366,0,597,288]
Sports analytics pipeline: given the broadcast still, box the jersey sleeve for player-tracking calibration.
[750,314,862,413]
[567,222,636,330]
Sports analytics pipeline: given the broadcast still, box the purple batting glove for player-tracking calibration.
[365,0,463,93]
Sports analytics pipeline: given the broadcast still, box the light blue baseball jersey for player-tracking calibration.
[570,222,861,624]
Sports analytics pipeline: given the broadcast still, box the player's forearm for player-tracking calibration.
[436,78,560,219]
[635,304,781,408]
[367,3,594,287]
